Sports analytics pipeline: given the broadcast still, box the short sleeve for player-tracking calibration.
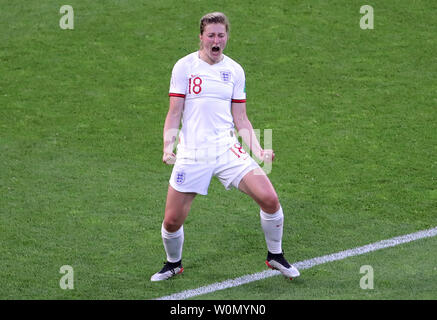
[169,59,187,98]
[231,64,246,103]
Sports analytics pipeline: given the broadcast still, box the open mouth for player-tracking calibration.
[212,46,220,53]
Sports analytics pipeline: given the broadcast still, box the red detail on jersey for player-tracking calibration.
[230,147,240,158]
[169,93,186,98]
[230,143,247,159]
[191,77,202,94]
[231,99,246,103]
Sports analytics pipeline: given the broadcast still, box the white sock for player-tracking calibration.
[260,206,284,254]
[161,224,184,263]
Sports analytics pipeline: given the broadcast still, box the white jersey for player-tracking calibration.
[169,51,246,162]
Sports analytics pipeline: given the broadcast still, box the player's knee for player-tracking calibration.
[163,216,183,233]
[260,192,280,213]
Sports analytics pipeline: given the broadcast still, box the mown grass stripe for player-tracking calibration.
[156,226,437,300]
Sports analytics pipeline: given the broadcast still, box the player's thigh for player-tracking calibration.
[238,168,279,213]
[163,185,196,232]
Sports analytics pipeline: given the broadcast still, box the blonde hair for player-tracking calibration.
[199,12,230,35]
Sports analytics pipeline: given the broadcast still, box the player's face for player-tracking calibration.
[199,23,228,64]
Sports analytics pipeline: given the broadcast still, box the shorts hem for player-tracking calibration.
[169,180,208,195]
[225,161,260,190]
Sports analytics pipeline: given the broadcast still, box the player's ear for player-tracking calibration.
[199,33,203,49]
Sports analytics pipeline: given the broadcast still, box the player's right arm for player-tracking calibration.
[163,56,188,164]
[162,96,184,165]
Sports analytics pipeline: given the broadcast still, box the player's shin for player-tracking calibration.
[161,223,184,263]
[260,206,284,254]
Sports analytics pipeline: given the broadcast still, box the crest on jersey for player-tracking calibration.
[175,171,185,185]
[220,71,231,82]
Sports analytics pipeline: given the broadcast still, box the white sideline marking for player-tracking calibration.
[156,226,437,300]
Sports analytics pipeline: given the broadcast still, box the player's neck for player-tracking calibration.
[198,50,223,65]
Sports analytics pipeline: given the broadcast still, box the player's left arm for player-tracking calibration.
[231,102,274,163]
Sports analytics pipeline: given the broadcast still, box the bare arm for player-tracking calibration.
[162,96,184,164]
[231,102,274,162]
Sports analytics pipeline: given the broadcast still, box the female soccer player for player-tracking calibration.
[151,12,300,281]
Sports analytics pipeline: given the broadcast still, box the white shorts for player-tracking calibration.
[169,143,260,195]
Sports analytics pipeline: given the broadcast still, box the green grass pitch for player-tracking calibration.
[0,0,436,299]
